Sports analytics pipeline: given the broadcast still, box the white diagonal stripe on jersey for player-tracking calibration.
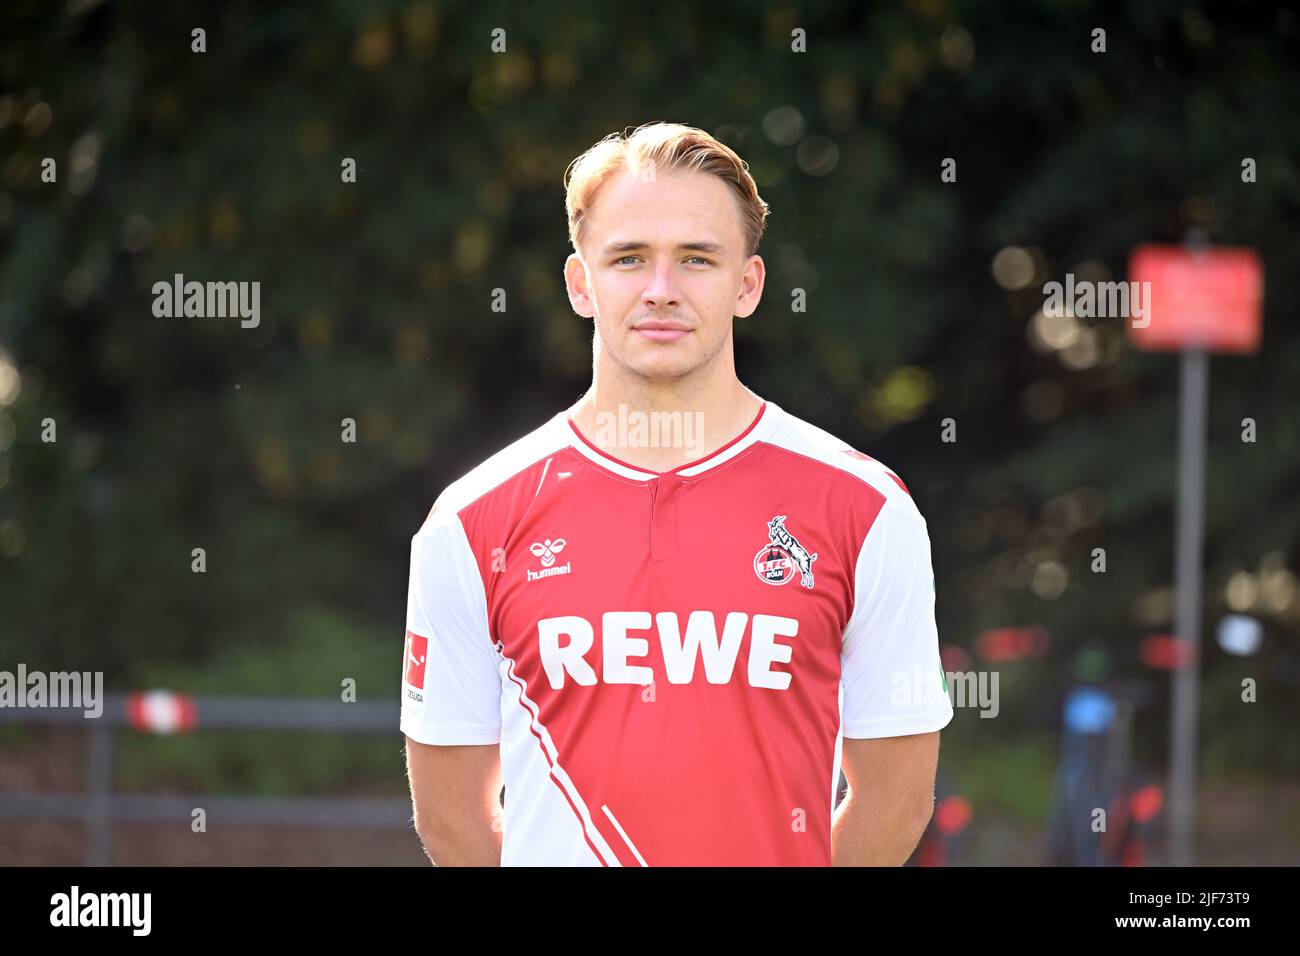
[501,650,624,866]
[534,455,553,497]
[600,804,648,867]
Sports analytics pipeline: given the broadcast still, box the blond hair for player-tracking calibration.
[564,122,770,259]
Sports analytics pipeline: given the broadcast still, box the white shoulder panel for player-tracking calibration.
[430,411,573,518]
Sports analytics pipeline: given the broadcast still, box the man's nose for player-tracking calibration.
[641,261,681,308]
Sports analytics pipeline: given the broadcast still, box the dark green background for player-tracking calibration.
[1,1,1297,855]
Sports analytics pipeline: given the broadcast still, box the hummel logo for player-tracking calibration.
[527,538,573,583]
[529,538,567,567]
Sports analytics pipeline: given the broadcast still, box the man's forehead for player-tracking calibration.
[584,168,742,249]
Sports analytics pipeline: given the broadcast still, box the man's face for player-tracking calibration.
[565,167,764,384]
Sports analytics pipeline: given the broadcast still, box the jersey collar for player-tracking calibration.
[563,399,783,481]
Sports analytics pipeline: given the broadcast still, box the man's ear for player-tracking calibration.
[733,254,765,319]
[564,252,595,319]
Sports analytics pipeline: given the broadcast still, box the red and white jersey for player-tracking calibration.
[400,399,953,866]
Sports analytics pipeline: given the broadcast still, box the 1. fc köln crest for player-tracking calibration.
[753,515,818,589]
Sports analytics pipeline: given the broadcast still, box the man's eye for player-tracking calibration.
[686,256,712,265]
[615,256,639,265]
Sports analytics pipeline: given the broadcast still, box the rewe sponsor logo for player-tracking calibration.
[538,611,798,690]
[50,885,151,936]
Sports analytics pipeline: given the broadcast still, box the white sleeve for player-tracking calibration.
[840,494,954,738]
[399,506,503,745]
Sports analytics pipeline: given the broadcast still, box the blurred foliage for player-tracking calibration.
[940,731,1057,825]
[117,605,404,795]
[1,0,1299,798]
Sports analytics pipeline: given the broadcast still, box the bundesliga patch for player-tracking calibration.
[405,630,428,689]
[753,515,818,589]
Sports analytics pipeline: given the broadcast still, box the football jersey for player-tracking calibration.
[400,399,953,866]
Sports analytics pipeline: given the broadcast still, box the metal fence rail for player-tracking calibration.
[0,693,410,866]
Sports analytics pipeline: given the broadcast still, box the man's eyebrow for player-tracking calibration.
[600,240,727,256]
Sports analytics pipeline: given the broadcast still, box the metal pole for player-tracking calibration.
[1168,347,1208,866]
[86,717,114,867]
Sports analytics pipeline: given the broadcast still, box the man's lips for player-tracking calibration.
[633,322,692,343]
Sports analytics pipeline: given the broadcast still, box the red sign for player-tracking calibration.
[1128,245,1263,353]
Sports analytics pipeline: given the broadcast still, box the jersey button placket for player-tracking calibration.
[648,474,681,564]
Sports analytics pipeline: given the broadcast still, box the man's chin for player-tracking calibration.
[626,354,698,382]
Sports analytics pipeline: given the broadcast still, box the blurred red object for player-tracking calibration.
[1130,784,1164,824]
[1140,634,1197,670]
[939,643,971,672]
[975,627,1049,662]
[126,689,198,734]
[1128,245,1263,354]
[934,795,972,835]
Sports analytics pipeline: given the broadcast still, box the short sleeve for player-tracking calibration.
[399,505,503,745]
[840,495,954,738]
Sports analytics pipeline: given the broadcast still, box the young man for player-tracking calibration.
[402,122,953,866]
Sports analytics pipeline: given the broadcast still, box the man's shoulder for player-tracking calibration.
[764,402,916,508]
[418,410,571,532]
[764,404,931,567]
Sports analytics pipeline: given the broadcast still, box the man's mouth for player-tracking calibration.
[633,321,692,343]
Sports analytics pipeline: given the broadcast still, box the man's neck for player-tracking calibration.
[567,374,764,474]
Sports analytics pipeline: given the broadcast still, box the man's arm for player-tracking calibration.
[405,737,504,866]
[399,499,506,865]
[834,483,952,865]
[831,731,940,866]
